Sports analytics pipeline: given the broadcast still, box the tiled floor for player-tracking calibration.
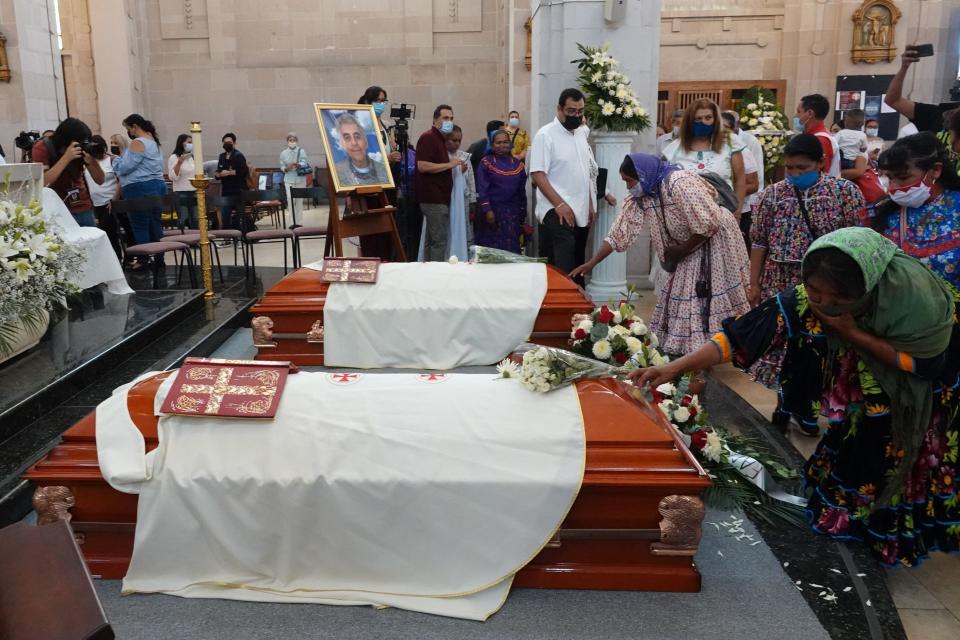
[250,215,960,639]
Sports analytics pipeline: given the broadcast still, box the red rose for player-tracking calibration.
[690,430,708,450]
[624,319,634,328]
[574,328,586,340]
[597,306,614,324]
[650,389,663,404]
[689,406,698,418]
[614,351,628,364]
[681,394,692,407]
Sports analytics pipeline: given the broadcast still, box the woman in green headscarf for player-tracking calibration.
[630,227,960,566]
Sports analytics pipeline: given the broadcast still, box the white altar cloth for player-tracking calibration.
[42,188,133,295]
[323,263,547,370]
[97,370,585,620]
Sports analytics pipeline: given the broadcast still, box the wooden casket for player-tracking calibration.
[247,264,596,365]
[24,372,711,592]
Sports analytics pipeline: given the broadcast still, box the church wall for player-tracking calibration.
[116,0,523,169]
[0,0,66,158]
[59,0,99,133]
[661,0,958,124]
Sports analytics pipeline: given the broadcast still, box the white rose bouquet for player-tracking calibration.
[0,191,82,357]
[498,344,627,393]
[570,285,667,369]
[573,44,651,133]
[737,88,790,182]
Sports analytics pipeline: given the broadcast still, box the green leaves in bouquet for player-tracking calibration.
[572,43,651,133]
[589,322,609,341]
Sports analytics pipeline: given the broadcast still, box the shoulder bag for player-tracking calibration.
[793,186,819,240]
[295,148,312,177]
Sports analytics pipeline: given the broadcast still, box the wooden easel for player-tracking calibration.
[323,168,407,261]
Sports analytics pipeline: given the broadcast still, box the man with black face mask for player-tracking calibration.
[31,117,105,227]
[215,132,250,232]
[529,88,596,281]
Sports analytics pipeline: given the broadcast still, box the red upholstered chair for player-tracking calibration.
[241,187,285,229]
[207,194,246,267]
[113,195,197,289]
[244,227,295,276]
[172,233,225,283]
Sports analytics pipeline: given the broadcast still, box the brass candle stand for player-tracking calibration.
[189,122,215,301]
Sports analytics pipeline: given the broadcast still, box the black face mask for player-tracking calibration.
[110,145,121,155]
[561,115,581,131]
[223,143,234,152]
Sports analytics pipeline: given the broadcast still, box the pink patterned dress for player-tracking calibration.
[606,170,750,355]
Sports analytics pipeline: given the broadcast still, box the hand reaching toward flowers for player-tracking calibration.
[629,337,726,388]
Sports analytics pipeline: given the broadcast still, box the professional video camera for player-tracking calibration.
[14,130,40,151]
[389,103,416,153]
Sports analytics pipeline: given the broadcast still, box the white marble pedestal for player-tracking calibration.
[586,131,633,303]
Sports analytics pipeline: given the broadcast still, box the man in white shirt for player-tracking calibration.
[529,88,597,279]
[656,110,684,157]
[722,111,763,244]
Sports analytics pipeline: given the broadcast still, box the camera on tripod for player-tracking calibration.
[14,130,40,151]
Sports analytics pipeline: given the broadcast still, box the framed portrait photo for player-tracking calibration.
[314,103,395,194]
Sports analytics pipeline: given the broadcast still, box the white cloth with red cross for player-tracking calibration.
[97,369,585,620]
[322,262,548,369]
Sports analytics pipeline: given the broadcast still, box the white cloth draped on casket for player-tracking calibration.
[322,263,548,370]
[97,370,585,620]
[42,188,133,295]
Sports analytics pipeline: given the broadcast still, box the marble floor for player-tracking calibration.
[244,205,960,639]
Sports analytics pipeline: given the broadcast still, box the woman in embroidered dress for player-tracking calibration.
[571,153,750,356]
[475,129,527,253]
[631,227,960,567]
[749,133,865,306]
[661,98,748,216]
[875,133,960,289]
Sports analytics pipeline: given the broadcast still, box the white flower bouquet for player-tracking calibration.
[573,44,651,133]
[499,343,627,393]
[0,190,82,357]
[737,88,790,182]
[471,245,547,264]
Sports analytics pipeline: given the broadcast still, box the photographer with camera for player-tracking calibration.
[31,117,105,227]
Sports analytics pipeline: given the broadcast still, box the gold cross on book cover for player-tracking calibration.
[159,358,293,419]
[321,257,380,283]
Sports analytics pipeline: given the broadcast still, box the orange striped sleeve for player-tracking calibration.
[896,351,915,373]
[710,332,732,363]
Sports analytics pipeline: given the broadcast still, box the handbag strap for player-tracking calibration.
[793,185,819,240]
[655,185,677,245]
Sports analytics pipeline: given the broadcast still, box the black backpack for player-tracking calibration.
[698,171,739,214]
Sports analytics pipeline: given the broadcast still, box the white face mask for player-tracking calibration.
[865,127,879,137]
[672,125,680,137]
[288,141,298,149]
[888,176,934,209]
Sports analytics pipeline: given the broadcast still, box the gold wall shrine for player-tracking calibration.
[852,0,902,64]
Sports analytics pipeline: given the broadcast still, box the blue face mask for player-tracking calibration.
[786,170,819,190]
[439,120,454,135]
[629,185,644,199]
[793,116,805,132]
[692,122,714,138]
[373,102,386,116]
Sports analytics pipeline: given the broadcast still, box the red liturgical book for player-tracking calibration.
[321,257,380,283]
[159,358,292,419]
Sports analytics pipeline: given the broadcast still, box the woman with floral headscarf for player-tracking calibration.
[572,153,750,356]
[631,227,960,567]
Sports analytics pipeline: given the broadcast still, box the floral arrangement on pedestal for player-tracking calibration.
[737,86,791,182]
[0,193,81,359]
[572,44,651,132]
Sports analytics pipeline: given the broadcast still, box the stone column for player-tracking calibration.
[529,0,661,289]
[585,131,632,302]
